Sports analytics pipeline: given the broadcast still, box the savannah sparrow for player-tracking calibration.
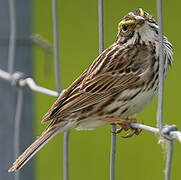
[9,8,173,172]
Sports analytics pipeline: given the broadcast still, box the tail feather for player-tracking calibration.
[8,121,70,172]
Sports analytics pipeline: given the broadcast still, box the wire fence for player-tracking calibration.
[0,0,180,180]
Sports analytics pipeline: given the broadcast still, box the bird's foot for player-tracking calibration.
[103,117,142,138]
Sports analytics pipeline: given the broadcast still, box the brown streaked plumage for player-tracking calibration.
[9,8,173,172]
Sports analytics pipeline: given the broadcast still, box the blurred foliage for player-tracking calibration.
[33,0,181,180]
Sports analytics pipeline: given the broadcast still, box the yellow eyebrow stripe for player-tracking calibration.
[119,20,135,29]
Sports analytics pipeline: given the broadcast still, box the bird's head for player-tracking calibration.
[117,8,158,45]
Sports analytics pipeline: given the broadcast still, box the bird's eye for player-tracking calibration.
[122,24,128,32]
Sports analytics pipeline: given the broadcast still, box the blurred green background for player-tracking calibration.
[33,0,181,180]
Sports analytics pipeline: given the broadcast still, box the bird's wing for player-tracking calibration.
[42,43,155,123]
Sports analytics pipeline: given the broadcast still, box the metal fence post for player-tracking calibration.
[0,0,34,180]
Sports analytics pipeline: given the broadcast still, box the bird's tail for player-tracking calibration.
[8,121,72,172]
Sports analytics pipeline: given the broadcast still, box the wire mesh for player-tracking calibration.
[1,69,181,179]
[157,0,164,131]
[0,0,180,180]
[110,124,116,180]
[98,0,104,54]
[14,89,24,180]
[165,140,174,180]
[63,131,69,180]
[52,1,70,180]
[98,1,117,179]
[157,0,174,179]
[8,0,16,74]
[52,0,61,94]
[8,1,19,180]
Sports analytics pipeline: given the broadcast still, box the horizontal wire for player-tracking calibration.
[31,34,53,53]
[0,69,58,97]
[0,35,52,52]
[131,123,181,143]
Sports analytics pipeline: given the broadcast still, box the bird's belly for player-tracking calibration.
[75,88,156,130]
[103,88,157,118]
[123,89,156,117]
[75,117,110,130]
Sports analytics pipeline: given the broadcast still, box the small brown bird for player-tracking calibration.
[9,8,173,172]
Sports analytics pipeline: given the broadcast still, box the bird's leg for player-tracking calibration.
[103,117,141,138]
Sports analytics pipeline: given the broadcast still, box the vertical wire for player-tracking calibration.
[8,0,16,74]
[14,89,24,180]
[165,140,174,180]
[98,0,104,54]
[63,131,69,180]
[98,1,116,180]
[8,1,19,179]
[52,1,70,180]
[157,1,174,179]
[52,0,61,94]
[157,0,164,130]
[110,124,116,180]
